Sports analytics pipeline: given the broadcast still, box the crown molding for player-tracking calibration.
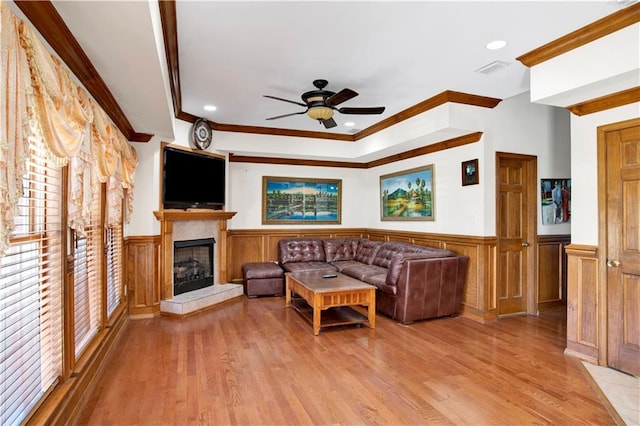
[354,92,500,141]
[159,1,499,143]
[176,91,497,143]
[229,132,483,168]
[213,122,355,142]
[517,3,640,67]
[14,1,153,142]
[566,86,640,116]
[158,0,181,122]
[228,155,367,169]
[366,132,483,168]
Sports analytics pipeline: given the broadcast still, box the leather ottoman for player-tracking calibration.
[241,262,284,298]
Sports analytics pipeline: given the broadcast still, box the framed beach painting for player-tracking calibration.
[380,165,434,221]
[262,176,342,224]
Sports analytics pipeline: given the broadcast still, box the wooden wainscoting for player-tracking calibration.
[227,228,498,323]
[227,228,368,282]
[565,244,599,363]
[537,234,570,312]
[126,229,570,325]
[124,235,161,318]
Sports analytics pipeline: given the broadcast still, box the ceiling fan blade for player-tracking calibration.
[322,117,337,129]
[338,106,386,115]
[263,95,307,107]
[265,111,306,120]
[325,88,358,107]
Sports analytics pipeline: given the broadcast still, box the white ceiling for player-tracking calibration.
[48,1,625,141]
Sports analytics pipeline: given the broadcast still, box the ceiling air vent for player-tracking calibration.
[474,60,511,75]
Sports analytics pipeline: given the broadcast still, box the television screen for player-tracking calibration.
[163,146,225,209]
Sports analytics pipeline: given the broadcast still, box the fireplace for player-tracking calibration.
[173,238,215,295]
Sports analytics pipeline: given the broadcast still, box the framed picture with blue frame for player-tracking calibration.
[541,178,571,224]
[262,176,342,224]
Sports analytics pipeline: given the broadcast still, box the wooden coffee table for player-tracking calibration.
[285,271,376,335]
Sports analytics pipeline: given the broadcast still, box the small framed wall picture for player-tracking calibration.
[462,159,479,186]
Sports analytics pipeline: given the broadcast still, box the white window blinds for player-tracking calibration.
[105,224,123,317]
[72,225,101,359]
[0,137,63,425]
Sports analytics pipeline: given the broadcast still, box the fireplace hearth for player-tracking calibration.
[173,238,215,296]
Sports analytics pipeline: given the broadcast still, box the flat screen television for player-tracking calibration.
[163,145,225,209]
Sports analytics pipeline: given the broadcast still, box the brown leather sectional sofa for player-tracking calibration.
[278,237,469,324]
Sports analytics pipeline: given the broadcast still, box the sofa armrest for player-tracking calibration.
[386,251,454,286]
[392,255,469,324]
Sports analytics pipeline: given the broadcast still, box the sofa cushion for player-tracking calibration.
[363,273,397,295]
[323,238,360,262]
[278,238,326,264]
[354,240,382,264]
[281,261,337,273]
[242,262,284,280]
[330,260,362,272]
[340,263,387,281]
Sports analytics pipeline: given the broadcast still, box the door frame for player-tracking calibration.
[495,152,539,315]
[596,117,640,366]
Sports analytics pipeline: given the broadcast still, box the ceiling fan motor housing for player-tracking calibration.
[301,90,334,104]
[302,83,336,121]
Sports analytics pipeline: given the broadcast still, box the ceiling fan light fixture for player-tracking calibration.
[307,106,334,121]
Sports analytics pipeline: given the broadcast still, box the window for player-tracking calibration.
[105,224,123,318]
[0,137,63,425]
[0,6,135,421]
[71,153,103,359]
[72,224,101,358]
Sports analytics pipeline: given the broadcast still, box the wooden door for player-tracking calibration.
[605,120,640,376]
[496,153,537,316]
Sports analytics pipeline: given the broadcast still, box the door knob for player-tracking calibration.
[522,242,530,247]
[607,259,621,268]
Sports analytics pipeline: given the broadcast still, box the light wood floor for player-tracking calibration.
[79,297,615,425]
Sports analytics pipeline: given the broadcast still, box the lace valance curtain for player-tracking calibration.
[0,3,138,253]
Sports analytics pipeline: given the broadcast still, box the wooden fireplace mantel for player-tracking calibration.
[154,209,237,300]
[153,209,237,222]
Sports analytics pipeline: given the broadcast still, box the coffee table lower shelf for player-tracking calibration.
[290,297,369,329]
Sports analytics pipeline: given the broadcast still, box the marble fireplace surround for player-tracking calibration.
[153,210,242,316]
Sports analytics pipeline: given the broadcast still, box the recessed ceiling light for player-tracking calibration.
[344,121,355,127]
[486,40,507,50]
[204,105,217,111]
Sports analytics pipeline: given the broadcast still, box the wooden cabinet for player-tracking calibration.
[125,236,161,318]
[564,244,599,363]
[537,235,570,312]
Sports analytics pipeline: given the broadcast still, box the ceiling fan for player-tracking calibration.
[263,79,385,129]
